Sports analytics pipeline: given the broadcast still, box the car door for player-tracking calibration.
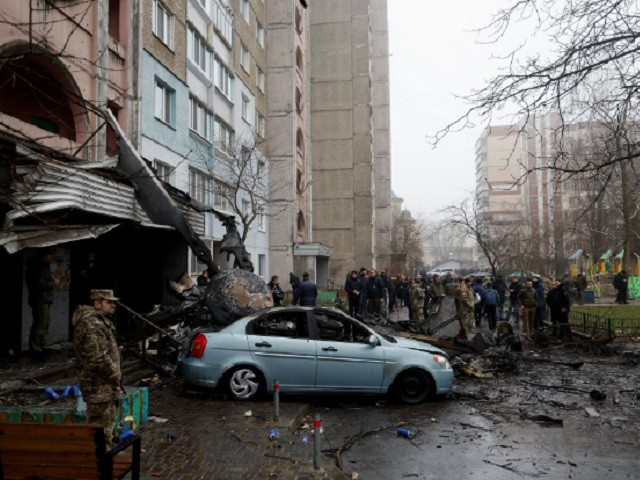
[246,310,317,391]
[312,311,385,392]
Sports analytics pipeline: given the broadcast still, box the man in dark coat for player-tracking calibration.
[554,279,573,339]
[387,275,398,313]
[492,275,507,320]
[532,276,545,329]
[344,270,361,318]
[356,268,369,316]
[575,272,587,305]
[366,268,385,317]
[267,275,285,306]
[294,272,317,306]
[289,273,301,305]
[506,276,522,324]
[613,270,629,304]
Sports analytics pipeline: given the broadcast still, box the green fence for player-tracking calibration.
[568,311,640,338]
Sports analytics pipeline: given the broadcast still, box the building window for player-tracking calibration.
[212,0,233,45]
[213,117,234,154]
[241,146,251,163]
[256,21,264,47]
[256,67,264,92]
[214,57,234,99]
[153,0,172,47]
[255,111,265,138]
[258,206,266,232]
[242,198,250,217]
[241,94,250,122]
[189,96,213,141]
[240,44,249,72]
[154,160,175,185]
[197,0,208,10]
[214,179,231,212]
[257,160,265,182]
[241,0,249,22]
[188,26,213,77]
[190,169,211,205]
[154,80,173,125]
[258,254,265,277]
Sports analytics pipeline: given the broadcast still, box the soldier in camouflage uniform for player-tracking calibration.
[72,290,122,448]
[457,278,476,336]
[410,279,426,320]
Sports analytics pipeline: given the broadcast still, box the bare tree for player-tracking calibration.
[439,195,535,277]
[390,212,427,275]
[437,0,640,270]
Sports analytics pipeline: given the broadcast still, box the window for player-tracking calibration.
[197,0,207,9]
[154,80,173,125]
[212,0,233,45]
[256,111,265,138]
[314,313,371,343]
[256,21,264,47]
[189,96,213,141]
[187,26,213,77]
[258,205,266,232]
[214,57,234,99]
[153,0,172,47]
[214,179,231,212]
[241,146,251,163]
[258,254,265,277]
[241,94,250,122]
[241,0,249,22]
[257,160,265,181]
[190,169,211,205]
[249,311,309,338]
[242,198,250,216]
[240,44,249,72]
[154,160,175,185]
[213,117,234,154]
[256,67,264,92]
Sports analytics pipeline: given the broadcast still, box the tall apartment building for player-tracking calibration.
[309,0,392,276]
[475,114,596,275]
[265,0,334,287]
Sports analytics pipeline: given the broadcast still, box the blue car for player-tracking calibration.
[180,306,454,404]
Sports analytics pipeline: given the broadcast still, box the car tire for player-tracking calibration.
[226,366,264,401]
[393,369,434,404]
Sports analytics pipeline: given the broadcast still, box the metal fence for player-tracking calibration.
[569,311,640,338]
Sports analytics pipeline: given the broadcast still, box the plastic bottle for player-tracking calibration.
[118,429,134,442]
[268,427,279,440]
[44,387,59,400]
[61,386,71,398]
[396,427,412,438]
[75,387,87,414]
[301,434,310,444]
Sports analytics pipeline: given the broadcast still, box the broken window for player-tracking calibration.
[248,312,309,338]
[314,313,370,343]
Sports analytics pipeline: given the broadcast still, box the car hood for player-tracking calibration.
[391,336,448,357]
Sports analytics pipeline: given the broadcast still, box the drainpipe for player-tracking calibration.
[96,0,109,162]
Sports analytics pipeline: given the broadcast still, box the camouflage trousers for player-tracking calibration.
[87,401,116,449]
[29,303,51,352]
[460,310,476,335]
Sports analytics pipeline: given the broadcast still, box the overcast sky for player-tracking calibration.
[388,0,511,217]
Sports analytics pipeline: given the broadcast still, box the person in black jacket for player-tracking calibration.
[267,275,285,306]
[613,270,629,304]
[554,279,572,339]
[366,269,385,316]
[387,274,398,313]
[293,272,317,306]
[356,268,369,316]
[492,275,507,320]
[344,270,361,318]
[289,272,301,305]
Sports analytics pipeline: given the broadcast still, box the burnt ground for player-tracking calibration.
[1,338,639,479]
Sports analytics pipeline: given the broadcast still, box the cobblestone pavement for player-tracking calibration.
[139,386,348,480]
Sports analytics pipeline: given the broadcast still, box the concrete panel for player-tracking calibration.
[355,195,374,221]
[351,15,370,46]
[311,110,353,140]
[311,51,352,82]
[353,164,373,195]
[311,139,354,169]
[353,134,373,164]
[267,116,295,156]
[372,82,389,107]
[352,51,370,77]
[313,198,354,229]
[310,22,352,54]
[267,70,294,114]
[310,0,353,25]
[351,0,370,16]
[266,29,294,69]
[373,131,390,156]
[311,81,353,111]
[355,224,374,255]
[353,104,372,135]
[314,169,354,199]
[372,58,389,82]
[266,1,294,26]
[352,76,372,105]
[313,229,355,263]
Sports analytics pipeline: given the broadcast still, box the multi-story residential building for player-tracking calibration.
[265,0,333,287]
[308,0,392,276]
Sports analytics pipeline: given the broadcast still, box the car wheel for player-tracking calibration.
[393,369,434,404]
[227,366,263,401]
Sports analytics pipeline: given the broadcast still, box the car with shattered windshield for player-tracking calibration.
[180,306,454,404]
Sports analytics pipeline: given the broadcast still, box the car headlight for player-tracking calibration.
[433,354,451,369]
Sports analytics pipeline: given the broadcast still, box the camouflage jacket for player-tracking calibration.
[458,285,475,312]
[72,305,121,403]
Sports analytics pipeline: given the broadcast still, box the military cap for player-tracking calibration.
[90,289,119,301]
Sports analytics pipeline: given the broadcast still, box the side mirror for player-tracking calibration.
[368,335,379,347]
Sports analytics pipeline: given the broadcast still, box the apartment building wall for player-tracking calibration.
[309,0,392,276]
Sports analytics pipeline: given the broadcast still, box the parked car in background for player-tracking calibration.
[180,306,454,404]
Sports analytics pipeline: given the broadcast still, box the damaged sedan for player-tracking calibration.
[179,307,453,403]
